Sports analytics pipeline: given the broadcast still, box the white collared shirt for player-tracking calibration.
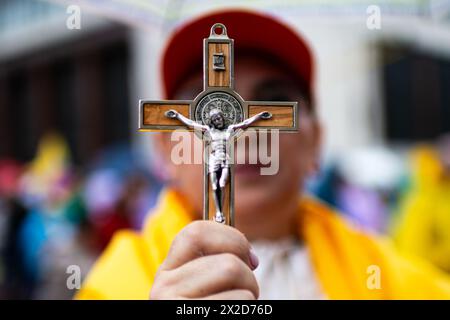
[251,237,325,300]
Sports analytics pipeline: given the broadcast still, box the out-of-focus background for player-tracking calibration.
[1,0,450,299]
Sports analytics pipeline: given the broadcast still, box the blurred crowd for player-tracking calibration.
[0,133,162,299]
[1,132,450,299]
[310,135,450,275]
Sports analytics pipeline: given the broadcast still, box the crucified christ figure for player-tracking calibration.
[165,108,272,223]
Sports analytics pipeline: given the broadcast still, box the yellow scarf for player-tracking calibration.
[76,189,450,299]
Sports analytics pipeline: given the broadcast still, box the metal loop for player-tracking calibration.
[210,23,228,37]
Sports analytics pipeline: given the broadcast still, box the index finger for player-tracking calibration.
[160,220,257,271]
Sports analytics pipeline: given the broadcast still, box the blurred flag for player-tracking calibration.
[20,133,71,205]
[393,146,450,273]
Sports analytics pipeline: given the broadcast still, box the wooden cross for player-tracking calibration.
[138,23,298,226]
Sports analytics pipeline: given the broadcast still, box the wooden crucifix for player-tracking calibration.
[138,23,298,226]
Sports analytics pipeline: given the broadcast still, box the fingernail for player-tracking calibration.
[249,250,259,270]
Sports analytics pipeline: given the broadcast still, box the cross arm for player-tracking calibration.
[245,101,299,132]
[228,111,272,131]
[139,100,193,131]
[165,109,208,131]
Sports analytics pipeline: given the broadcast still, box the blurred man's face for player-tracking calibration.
[155,55,321,232]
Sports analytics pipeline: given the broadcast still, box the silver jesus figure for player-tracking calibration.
[165,108,271,223]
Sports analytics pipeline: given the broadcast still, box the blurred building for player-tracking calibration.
[0,0,131,165]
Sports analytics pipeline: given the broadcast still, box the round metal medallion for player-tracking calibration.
[194,92,243,127]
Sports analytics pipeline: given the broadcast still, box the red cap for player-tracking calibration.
[162,9,315,104]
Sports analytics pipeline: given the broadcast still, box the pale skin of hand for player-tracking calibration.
[150,221,260,300]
